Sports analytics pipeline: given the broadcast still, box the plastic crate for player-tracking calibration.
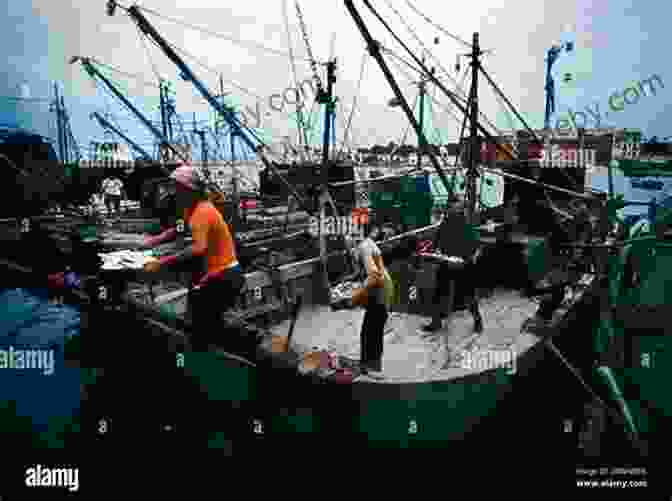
[78,225,98,240]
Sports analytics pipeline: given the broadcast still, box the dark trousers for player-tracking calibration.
[187,267,245,351]
[105,195,121,214]
[360,302,388,370]
[431,261,482,324]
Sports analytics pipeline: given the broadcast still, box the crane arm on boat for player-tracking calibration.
[70,56,184,170]
[116,4,313,216]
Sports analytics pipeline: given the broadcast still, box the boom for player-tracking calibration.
[70,56,186,164]
[116,2,310,213]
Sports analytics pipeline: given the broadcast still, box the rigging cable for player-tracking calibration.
[294,0,325,98]
[337,52,367,158]
[88,58,161,89]
[151,37,271,149]
[282,0,308,145]
[396,90,418,149]
[402,0,473,49]
[385,48,462,134]
[382,0,470,102]
[381,42,498,134]
[134,20,163,84]
[133,4,316,64]
[150,33,309,146]
[361,0,503,140]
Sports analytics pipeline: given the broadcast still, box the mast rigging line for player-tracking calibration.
[151,34,317,132]
[478,64,581,192]
[380,43,501,135]
[382,0,471,102]
[282,0,308,146]
[86,58,161,89]
[385,50,463,135]
[401,0,473,50]
[338,52,367,158]
[358,0,516,165]
[143,35,269,149]
[294,0,325,100]
[130,3,318,64]
[134,17,163,84]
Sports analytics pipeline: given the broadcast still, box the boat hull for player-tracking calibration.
[0,250,605,452]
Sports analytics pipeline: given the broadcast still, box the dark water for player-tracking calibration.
[0,288,81,440]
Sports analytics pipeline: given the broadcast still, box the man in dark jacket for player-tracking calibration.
[420,206,484,333]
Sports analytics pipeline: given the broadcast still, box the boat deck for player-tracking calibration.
[267,288,542,383]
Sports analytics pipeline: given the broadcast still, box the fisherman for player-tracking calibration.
[420,205,484,333]
[350,224,394,378]
[142,164,245,351]
[526,197,581,328]
[101,175,125,218]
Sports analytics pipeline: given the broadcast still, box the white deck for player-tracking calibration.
[268,289,542,383]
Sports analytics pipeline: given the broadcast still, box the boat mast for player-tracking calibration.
[317,59,338,304]
[53,82,66,164]
[465,33,481,223]
[417,58,426,169]
[114,2,311,212]
[343,0,454,197]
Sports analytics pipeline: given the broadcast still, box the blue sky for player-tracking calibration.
[1,0,669,161]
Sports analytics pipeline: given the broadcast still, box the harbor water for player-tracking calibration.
[0,288,81,445]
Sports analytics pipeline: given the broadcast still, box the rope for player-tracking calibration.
[88,58,161,89]
[402,0,473,49]
[282,0,308,146]
[338,53,367,158]
[363,0,502,140]
[160,36,310,143]
[134,4,315,63]
[383,46,491,136]
[383,0,470,102]
[134,21,162,84]
[294,0,324,96]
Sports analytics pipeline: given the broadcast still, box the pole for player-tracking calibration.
[61,95,69,164]
[318,59,337,304]
[54,82,65,163]
[466,32,481,223]
[231,130,240,230]
[544,48,552,130]
[159,81,169,163]
[418,75,426,168]
[344,0,454,196]
[608,135,615,199]
[78,58,184,164]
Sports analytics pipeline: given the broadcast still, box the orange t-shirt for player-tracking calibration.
[184,201,238,276]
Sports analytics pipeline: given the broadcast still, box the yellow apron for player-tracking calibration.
[382,269,395,309]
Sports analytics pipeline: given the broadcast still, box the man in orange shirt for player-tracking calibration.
[142,164,244,350]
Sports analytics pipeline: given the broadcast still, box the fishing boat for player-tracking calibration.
[1,2,664,461]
